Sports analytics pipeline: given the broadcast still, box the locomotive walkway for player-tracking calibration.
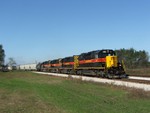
[33,71,150,91]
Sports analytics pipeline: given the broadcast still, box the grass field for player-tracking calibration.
[0,71,150,113]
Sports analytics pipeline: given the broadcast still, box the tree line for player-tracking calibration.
[116,48,149,68]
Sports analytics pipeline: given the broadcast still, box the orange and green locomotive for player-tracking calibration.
[37,49,127,78]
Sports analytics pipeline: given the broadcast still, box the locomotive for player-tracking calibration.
[37,49,127,78]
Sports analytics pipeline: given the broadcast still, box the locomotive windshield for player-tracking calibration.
[99,50,116,58]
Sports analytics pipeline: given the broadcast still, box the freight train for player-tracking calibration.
[37,49,127,78]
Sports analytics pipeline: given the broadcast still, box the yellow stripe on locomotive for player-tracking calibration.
[74,55,79,70]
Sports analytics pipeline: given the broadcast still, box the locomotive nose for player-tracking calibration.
[106,56,118,68]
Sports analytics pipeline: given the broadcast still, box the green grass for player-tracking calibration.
[0,71,150,113]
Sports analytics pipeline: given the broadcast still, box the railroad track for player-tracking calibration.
[123,76,150,85]
[129,76,150,81]
[33,71,150,91]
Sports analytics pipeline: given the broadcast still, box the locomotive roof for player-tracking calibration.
[81,49,114,54]
[91,49,114,52]
[62,56,73,59]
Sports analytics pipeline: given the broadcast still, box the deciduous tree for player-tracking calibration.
[8,57,16,67]
[116,48,149,68]
[0,45,5,66]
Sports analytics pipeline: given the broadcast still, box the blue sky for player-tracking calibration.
[0,0,150,64]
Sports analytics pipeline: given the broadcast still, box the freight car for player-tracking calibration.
[37,49,127,78]
[18,63,37,71]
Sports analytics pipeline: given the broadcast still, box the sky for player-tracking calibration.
[0,0,150,64]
